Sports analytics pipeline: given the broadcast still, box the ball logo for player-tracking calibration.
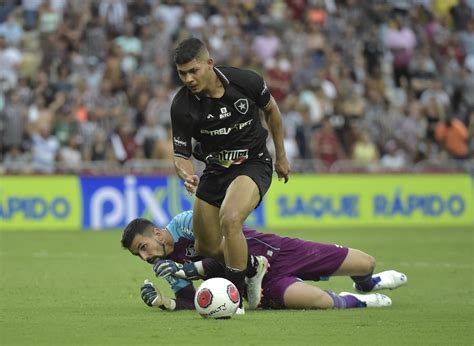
[197,288,213,308]
[227,284,240,304]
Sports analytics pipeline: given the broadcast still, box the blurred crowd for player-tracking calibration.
[0,0,473,174]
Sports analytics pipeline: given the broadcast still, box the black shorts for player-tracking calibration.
[196,153,273,208]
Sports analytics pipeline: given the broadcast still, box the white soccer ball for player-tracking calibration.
[194,278,240,319]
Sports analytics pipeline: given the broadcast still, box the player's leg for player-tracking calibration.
[220,175,260,309]
[220,175,260,270]
[332,248,407,292]
[283,282,334,309]
[331,248,375,276]
[192,197,224,261]
[282,281,391,309]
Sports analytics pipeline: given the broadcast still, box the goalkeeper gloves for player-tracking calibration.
[140,279,161,307]
[153,260,199,279]
[140,279,176,310]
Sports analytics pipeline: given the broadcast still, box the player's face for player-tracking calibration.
[176,58,212,94]
[129,229,168,264]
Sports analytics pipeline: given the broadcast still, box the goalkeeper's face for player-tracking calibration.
[129,228,172,265]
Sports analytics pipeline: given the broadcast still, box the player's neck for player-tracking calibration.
[203,72,225,99]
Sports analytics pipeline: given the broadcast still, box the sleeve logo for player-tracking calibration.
[173,137,187,147]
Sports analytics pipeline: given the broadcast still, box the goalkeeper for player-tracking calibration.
[121,211,407,311]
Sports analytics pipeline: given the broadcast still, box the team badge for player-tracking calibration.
[234,98,249,115]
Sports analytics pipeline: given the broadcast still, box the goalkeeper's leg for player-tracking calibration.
[332,248,407,292]
[281,281,392,309]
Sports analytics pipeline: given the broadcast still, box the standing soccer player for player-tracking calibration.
[170,38,290,312]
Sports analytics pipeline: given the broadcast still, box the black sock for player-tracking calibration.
[201,258,226,278]
[351,273,375,292]
[225,266,247,308]
[246,254,258,278]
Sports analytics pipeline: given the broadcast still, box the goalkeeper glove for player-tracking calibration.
[153,260,199,279]
[140,279,161,307]
[140,279,176,310]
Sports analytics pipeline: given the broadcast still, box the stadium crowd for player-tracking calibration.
[0,0,473,174]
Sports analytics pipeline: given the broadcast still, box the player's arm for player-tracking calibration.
[154,258,225,280]
[173,156,198,194]
[243,68,290,183]
[263,96,290,183]
[170,99,199,194]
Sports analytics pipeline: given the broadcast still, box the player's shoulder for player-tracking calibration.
[216,66,263,85]
[169,210,193,231]
[171,86,194,112]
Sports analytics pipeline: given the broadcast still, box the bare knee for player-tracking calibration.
[362,254,376,274]
[219,210,244,236]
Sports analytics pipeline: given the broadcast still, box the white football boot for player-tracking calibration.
[246,256,269,310]
[235,307,245,315]
[354,270,407,293]
[340,292,392,308]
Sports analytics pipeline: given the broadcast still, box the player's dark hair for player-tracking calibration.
[174,37,206,64]
[121,218,155,249]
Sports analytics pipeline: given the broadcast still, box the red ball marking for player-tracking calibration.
[197,288,213,308]
[227,285,240,304]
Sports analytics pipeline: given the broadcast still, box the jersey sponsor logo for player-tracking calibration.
[234,98,249,115]
[185,245,196,257]
[173,137,187,147]
[219,107,231,119]
[217,149,248,162]
[200,119,253,136]
[205,149,249,167]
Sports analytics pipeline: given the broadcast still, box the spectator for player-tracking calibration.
[31,122,60,173]
[0,10,24,46]
[380,140,408,170]
[3,145,31,173]
[57,134,82,171]
[114,21,142,75]
[450,0,472,32]
[0,90,27,155]
[152,124,174,161]
[311,117,345,168]
[134,113,166,159]
[435,117,469,159]
[351,130,380,164]
[0,1,472,175]
[251,26,281,62]
[264,50,292,103]
[385,14,417,87]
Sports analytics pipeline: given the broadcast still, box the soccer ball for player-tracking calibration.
[194,278,240,319]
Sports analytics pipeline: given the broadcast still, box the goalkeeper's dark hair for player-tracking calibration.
[121,218,155,249]
[174,37,207,65]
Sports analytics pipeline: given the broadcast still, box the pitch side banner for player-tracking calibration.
[81,176,192,229]
[0,176,81,230]
[80,176,265,230]
[263,175,474,228]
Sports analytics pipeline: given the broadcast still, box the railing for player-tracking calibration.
[1,158,473,175]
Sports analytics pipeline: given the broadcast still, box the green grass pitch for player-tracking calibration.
[1,226,473,345]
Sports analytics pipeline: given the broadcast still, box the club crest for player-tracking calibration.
[234,98,249,115]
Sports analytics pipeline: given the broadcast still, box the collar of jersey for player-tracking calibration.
[193,66,229,101]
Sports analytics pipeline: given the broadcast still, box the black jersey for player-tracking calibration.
[170,66,272,168]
